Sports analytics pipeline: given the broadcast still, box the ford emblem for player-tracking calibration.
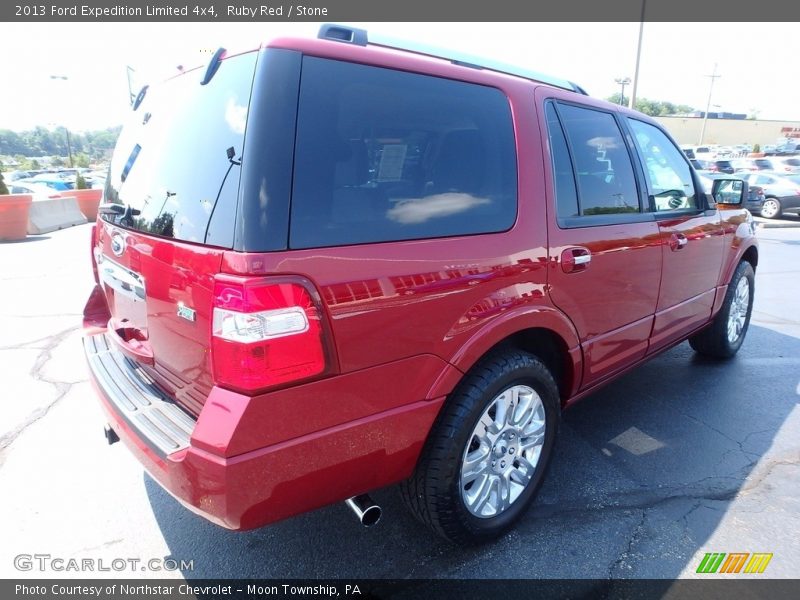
[111,232,125,257]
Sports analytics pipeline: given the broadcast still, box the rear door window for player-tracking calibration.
[553,103,640,217]
[289,57,518,249]
[102,51,257,247]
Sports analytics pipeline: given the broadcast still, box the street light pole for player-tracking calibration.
[698,64,721,146]
[628,0,646,110]
[49,75,74,167]
[63,127,74,168]
[615,77,631,105]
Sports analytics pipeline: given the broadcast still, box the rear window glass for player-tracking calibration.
[289,57,517,249]
[102,51,257,247]
[784,158,800,166]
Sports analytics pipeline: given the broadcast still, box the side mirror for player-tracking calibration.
[712,178,747,206]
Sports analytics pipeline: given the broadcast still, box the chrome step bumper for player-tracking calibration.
[83,333,196,456]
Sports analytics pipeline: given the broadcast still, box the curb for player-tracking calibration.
[754,218,800,229]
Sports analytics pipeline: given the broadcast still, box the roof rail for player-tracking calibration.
[317,24,588,96]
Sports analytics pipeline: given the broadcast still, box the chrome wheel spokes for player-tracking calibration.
[461,385,546,518]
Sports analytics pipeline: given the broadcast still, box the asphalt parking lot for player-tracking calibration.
[1,222,798,580]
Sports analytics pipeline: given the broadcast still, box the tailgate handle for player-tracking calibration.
[107,318,154,366]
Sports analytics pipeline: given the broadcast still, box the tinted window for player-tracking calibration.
[628,119,697,212]
[557,104,640,216]
[545,102,579,218]
[102,51,257,246]
[784,158,800,167]
[289,58,517,249]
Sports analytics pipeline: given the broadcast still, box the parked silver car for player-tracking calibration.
[738,172,800,218]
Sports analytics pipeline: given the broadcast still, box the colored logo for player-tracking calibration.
[696,552,773,574]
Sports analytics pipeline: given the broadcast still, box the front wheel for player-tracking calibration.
[400,349,559,543]
[689,260,755,358]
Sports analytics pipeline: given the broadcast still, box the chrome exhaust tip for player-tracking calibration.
[345,494,382,527]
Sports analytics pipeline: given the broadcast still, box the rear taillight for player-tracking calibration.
[211,275,330,393]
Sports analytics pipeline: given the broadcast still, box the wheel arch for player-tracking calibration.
[741,244,758,272]
[436,307,582,405]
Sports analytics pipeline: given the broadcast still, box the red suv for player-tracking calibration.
[83,25,758,543]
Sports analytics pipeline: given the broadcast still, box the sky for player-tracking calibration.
[1,22,799,132]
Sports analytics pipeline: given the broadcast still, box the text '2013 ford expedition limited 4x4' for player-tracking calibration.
[83,25,758,543]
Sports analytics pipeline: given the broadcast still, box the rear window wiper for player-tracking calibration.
[99,203,141,217]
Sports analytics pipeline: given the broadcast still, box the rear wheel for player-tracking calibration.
[689,261,755,358]
[400,349,559,543]
[760,197,782,219]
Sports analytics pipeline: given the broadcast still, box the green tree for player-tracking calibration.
[75,172,89,190]
[0,164,9,195]
[0,125,121,159]
[75,153,91,168]
[607,92,629,106]
[604,95,695,116]
[50,156,64,167]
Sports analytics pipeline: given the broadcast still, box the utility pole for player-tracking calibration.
[49,75,74,167]
[63,127,74,168]
[699,63,721,146]
[628,0,646,111]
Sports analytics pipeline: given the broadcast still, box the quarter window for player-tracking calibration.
[545,103,579,218]
[628,119,697,212]
[289,58,518,249]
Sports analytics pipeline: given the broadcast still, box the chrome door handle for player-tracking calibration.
[669,233,688,251]
[561,248,592,273]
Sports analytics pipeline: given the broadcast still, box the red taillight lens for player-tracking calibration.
[211,276,328,393]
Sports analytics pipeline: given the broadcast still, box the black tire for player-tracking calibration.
[689,261,755,358]
[400,349,559,544]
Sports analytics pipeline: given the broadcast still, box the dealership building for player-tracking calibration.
[654,116,800,147]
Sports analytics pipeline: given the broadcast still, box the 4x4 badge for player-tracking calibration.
[177,303,196,323]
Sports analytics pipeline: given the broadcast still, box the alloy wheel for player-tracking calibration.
[727,276,750,344]
[460,385,546,518]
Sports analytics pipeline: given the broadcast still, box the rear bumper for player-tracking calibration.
[84,331,445,530]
